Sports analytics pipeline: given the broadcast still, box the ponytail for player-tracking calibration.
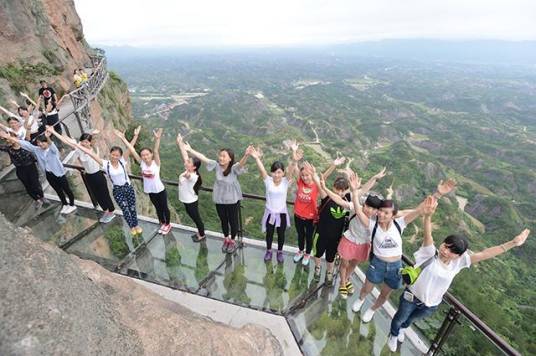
[192,157,202,195]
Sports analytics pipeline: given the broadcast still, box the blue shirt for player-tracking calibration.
[18,139,66,177]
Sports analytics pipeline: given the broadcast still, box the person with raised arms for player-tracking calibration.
[249,145,292,263]
[349,174,448,323]
[115,127,171,235]
[75,126,143,236]
[387,195,531,352]
[2,126,76,214]
[176,134,206,242]
[0,130,44,207]
[47,128,116,223]
[305,157,348,285]
[185,142,251,254]
[318,167,387,299]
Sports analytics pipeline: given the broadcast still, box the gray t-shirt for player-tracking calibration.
[206,159,246,204]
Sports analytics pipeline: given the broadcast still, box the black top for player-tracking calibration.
[0,144,36,167]
[38,87,56,104]
[317,194,351,238]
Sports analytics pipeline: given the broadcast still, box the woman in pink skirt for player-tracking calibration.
[320,167,387,299]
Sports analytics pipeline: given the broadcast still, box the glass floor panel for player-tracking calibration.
[287,273,424,356]
[23,203,100,246]
[65,212,157,270]
[202,244,323,314]
[122,228,226,292]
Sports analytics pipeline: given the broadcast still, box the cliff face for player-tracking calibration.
[0,0,91,100]
[0,214,282,355]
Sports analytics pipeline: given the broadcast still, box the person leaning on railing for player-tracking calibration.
[47,127,116,224]
[387,193,530,352]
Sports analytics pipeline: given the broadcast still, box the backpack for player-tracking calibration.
[369,217,402,261]
[400,250,438,285]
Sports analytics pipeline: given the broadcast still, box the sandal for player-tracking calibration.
[339,286,349,299]
[346,281,355,295]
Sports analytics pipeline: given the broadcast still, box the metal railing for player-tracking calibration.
[61,162,520,356]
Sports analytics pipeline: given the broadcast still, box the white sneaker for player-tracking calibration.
[361,307,375,323]
[60,205,67,214]
[387,334,398,352]
[63,205,77,214]
[352,298,365,313]
[398,328,407,343]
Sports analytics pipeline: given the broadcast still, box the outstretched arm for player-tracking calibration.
[249,146,268,180]
[321,156,346,180]
[0,105,22,121]
[152,128,162,166]
[76,141,103,166]
[20,92,38,107]
[176,133,190,167]
[184,142,212,164]
[319,174,352,209]
[238,146,250,168]
[360,167,387,195]
[303,161,324,198]
[422,196,438,247]
[471,229,530,264]
[286,141,302,184]
[114,128,141,163]
[46,125,77,148]
[400,197,427,225]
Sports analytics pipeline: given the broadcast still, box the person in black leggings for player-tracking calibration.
[176,134,206,241]
[0,132,44,205]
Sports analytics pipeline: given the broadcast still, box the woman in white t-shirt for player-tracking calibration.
[48,129,116,223]
[118,127,171,235]
[249,146,293,263]
[350,172,442,323]
[176,134,205,242]
[76,127,143,236]
[387,196,530,352]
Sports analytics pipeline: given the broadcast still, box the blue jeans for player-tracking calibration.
[366,256,402,290]
[390,290,438,336]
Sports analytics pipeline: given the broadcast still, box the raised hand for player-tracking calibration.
[348,171,361,191]
[133,125,141,136]
[302,161,316,174]
[0,130,10,139]
[437,178,456,196]
[386,184,394,199]
[512,229,530,247]
[289,139,299,152]
[422,196,438,216]
[319,174,327,189]
[183,141,192,152]
[91,129,100,135]
[176,133,184,145]
[373,167,387,180]
[292,148,304,161]
[333,156,346,166]
[153,128,163,139]
[246,145,257,158]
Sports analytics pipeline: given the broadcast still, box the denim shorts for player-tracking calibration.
[366,255,402,290]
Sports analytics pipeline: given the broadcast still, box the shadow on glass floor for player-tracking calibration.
[287,273,424,356]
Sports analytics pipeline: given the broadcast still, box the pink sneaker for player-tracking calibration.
[161,224,172,235]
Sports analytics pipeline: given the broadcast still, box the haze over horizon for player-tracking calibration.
[74,0,536,48]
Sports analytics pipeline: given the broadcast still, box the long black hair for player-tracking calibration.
[220,148,235,176]
[192,157,203,194]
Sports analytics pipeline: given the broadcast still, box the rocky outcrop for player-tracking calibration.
[0,214,282,355]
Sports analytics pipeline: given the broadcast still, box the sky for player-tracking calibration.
[74,0,536,47]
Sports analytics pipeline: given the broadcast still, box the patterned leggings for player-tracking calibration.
[112,184,138,228]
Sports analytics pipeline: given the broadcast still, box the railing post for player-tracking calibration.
[427,307,461,355]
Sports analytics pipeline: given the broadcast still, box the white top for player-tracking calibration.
[179,172,199,203]
[73,147,101,174]
[409,245,471,307]
[102,158,130,186]
[369,217,407,258]
[342,195,370,244]
[140,160,165,193]
[264,176,289,213]
[27,111,40,133]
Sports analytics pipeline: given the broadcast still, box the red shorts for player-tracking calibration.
[337,237,370,263]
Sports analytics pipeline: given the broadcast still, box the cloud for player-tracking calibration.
[74,0,536,47]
